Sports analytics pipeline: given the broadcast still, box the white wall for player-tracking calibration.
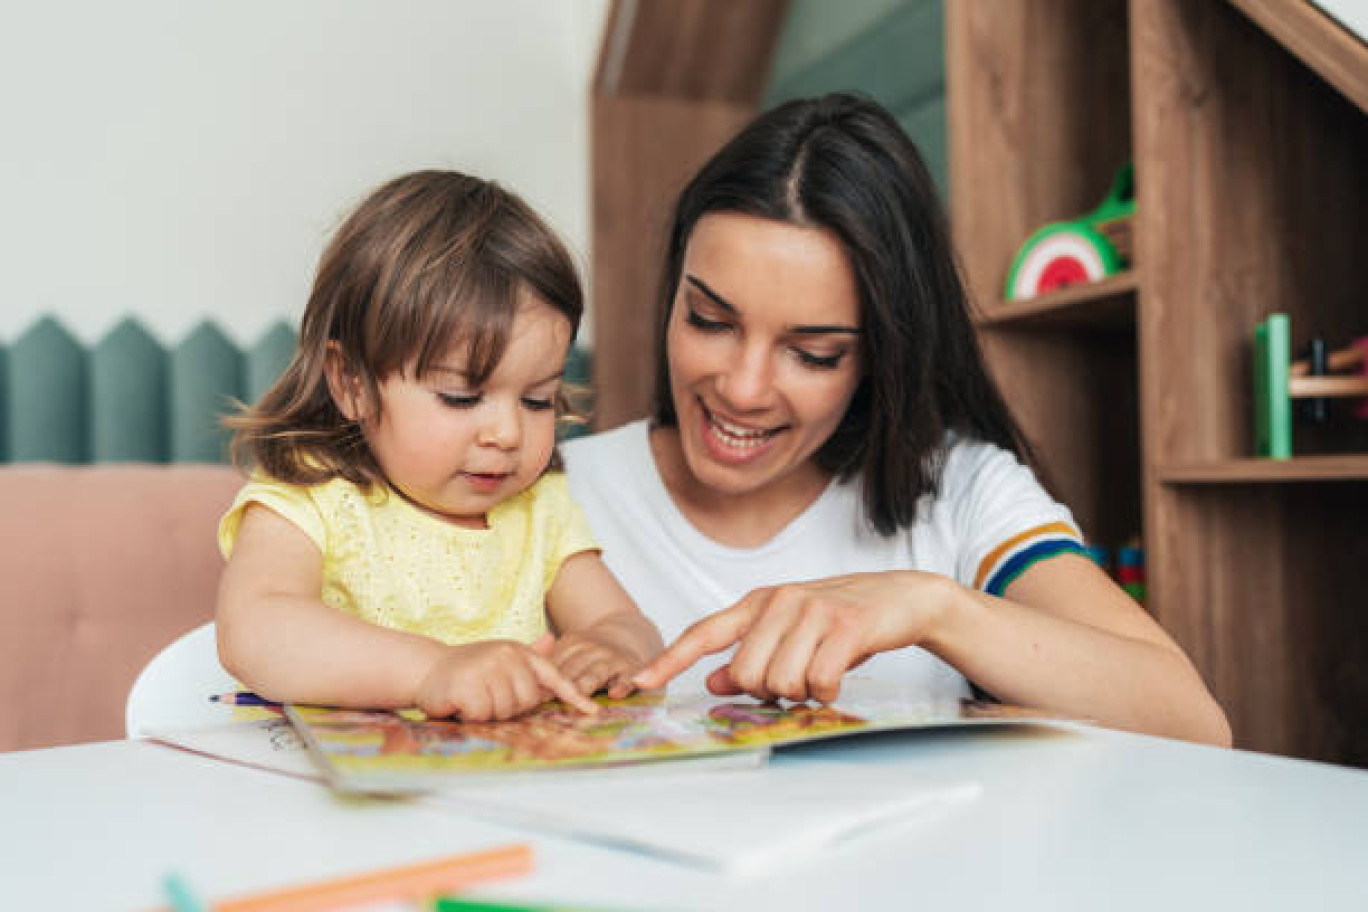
[1314,0,1368,45]
[0,0,610,348]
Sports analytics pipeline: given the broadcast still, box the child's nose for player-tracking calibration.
[478,401,521,450]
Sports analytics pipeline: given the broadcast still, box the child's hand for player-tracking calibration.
[548,632,644,700]
[415,638,599,721]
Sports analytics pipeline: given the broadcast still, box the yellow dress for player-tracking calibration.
[218,472,597,645]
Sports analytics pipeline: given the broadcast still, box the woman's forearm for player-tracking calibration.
[920,582,1232,746]
[217,594,445,708]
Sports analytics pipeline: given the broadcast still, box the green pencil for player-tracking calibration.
[434,898,642,912]
[163,872,208,912]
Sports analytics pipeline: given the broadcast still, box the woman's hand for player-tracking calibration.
[633,571,957,703]
[548,632,643,700]
[415,636,600,721]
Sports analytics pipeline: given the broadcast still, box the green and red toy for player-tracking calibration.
[1005,163,1134,301]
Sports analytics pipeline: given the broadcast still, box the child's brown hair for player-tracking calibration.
[228,170,583,488]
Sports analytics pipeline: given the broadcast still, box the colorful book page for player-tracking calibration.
[287,691,1071,793]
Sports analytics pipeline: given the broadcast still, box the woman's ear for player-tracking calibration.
[323,341,365,423]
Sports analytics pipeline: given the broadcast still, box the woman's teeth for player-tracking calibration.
[709,412,776,448]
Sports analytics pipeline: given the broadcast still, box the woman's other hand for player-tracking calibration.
[633,571,957,703]
[415,636,600,721]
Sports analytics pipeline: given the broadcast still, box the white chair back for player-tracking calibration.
[125,622,239,738]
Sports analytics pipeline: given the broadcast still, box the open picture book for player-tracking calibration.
[144,682,1079,873]
[284,688,1070,793]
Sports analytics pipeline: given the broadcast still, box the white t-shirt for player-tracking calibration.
[561,420,1082,698]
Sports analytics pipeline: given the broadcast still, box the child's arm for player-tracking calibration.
[544,551,664,698]
[218,503,596,718]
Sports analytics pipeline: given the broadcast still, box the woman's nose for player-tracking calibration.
[715,343,775,410]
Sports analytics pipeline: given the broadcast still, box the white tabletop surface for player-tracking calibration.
[3,722,1367,911]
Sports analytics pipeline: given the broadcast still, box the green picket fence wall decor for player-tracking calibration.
[1,317,297,465]
[0,345,8,462]
[1,317,594,465]
[92,319,167,462]
[10,317,90,463]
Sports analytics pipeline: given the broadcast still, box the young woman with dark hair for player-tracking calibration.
[563,94,1229,745]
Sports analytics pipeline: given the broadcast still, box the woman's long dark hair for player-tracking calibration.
[655,93,1032,536]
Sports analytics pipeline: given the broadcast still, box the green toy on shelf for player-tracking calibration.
[1005,162,1134,301]
[1252,312,1368,460]
[1253,313,1293,460]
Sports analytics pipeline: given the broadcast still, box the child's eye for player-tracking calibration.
[685,308,731,333]
[793,348,845,370]
[521,397,554,411]
[437,392,481,408]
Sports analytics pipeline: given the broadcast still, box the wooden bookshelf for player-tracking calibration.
[949,0,1368,766]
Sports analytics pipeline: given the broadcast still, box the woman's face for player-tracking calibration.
[664,212,864,500]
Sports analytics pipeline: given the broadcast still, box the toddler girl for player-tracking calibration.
[217,171,661,721]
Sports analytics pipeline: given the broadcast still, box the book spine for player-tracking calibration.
[1254,314,1292,459]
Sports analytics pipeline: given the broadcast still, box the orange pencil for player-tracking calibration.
[214,843,533,912]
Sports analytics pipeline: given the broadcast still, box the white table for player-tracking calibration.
[3,723,1366,911]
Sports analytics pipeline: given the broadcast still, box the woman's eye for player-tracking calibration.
[437,393,481,408]
[521,397,555,411]
[685,308,730,333]
[794,349,845,370]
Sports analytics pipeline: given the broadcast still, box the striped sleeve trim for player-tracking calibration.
[973,521,1085,596]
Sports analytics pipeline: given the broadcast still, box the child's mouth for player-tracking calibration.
[462,472,511,492]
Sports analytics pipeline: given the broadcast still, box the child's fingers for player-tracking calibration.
[559,647,635,696]
[508,665,546,713]
[449,680,493,722]
[529,654,600,714]
[572,659,618,697]
[487,678,522,721]
[530,632,557,656]
[605,674,637,700]
[553,644,597,680]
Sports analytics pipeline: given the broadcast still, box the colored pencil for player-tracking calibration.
[433,899,630,912]
[215,843,533,912]
[162,872,208,912]
[209,692,279,707]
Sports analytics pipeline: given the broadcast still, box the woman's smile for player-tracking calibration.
[698,398,784,464]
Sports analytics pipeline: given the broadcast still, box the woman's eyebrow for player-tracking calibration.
[685,274,860,336]
[685,275,735,313]
[789,323,861,337]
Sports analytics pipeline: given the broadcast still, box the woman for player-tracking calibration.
[562,93,1230,746]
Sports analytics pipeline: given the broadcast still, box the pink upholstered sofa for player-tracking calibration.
[0,464,242,751]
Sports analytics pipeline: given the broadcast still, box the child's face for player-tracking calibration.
[360,297,571,527]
